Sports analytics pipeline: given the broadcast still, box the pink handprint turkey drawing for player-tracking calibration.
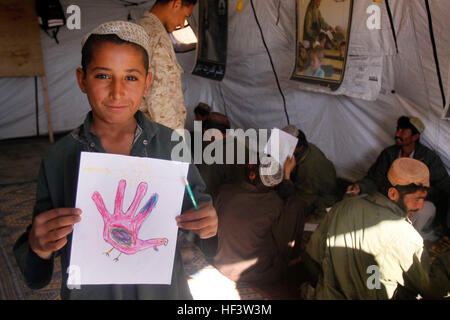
[91,179,168,262]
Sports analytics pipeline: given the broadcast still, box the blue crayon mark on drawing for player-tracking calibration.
[139,193,158,215]
[110,227,133,247]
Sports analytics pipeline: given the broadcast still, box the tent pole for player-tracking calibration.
[41,74,54,143]
[384,0,399,54]
[34,76,40,137]
[424,0,446,108]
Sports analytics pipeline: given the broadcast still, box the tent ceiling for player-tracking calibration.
[0,0,448,180]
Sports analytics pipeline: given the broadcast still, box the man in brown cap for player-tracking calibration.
[213,158,305,284]
[303,158,450,299]
[347,116,450,237]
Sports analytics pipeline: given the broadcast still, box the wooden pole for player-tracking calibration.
[41,74,54,143]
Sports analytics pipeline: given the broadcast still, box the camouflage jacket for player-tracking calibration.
[138,12,187,132]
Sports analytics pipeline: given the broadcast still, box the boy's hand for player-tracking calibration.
[176,203,218,239]
[29,208,82,260]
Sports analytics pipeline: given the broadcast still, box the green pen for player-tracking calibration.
[184,177,198,210]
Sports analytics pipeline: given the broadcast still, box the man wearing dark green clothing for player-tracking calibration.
[347,116,450,236]
[305,158,450,299]
[278,125,339,219]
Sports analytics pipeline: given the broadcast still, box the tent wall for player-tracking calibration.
[0,0,448,182]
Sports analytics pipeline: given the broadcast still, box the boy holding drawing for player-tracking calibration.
[13,21,217,299]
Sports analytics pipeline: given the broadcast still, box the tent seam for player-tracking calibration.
[408,2,436,150]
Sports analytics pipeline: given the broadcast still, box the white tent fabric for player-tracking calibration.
[0,0,448,182]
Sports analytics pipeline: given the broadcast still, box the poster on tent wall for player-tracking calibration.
[291,0,353,91]
[192,0,227,81]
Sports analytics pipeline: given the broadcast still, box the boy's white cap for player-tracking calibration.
[81,21,150,57]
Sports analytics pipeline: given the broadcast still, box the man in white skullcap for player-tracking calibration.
[138,0,197,136]
[14,21,217,300]
[304,158,450,300]
[347,115,450,239]
[213,156,306,284]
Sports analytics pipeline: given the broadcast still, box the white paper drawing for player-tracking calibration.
[68,152,189,286]
[264,128,299,167]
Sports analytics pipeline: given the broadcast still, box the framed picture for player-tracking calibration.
[291,0,354,91]
[192,0,227,81]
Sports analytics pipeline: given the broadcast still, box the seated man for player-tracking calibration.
[279,125,339,220]
[213,159,306,284]
[347,116,450,236]
[203,112,231,139]
[192,111,245,200]
[304,158,450,299]
[193,102,211,122]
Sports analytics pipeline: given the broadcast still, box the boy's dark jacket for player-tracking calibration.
[14,111,211,300]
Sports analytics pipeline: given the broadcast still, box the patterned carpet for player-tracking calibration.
[2,180,447,300]
[0,181,264,300]
[0,181,61,300]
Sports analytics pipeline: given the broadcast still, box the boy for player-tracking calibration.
[13,21,217,300]
[304,46,325,78]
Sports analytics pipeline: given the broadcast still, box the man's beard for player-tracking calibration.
[397,195,419,216]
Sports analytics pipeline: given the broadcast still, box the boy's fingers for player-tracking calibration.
[176,209,209,222]
[47,225,74,242]
[200,231,217,239]
[46,237,68,252]
[35,208,82,225]
[44,215,81,233]
[196,226,218,239]
[177,216,214,231]
[177,203,215,222]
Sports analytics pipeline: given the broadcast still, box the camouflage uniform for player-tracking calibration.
[138,12,187,133]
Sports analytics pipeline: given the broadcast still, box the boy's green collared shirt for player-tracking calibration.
[14,110,211,300]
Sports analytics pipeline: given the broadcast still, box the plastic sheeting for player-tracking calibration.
[0,0,448,182]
